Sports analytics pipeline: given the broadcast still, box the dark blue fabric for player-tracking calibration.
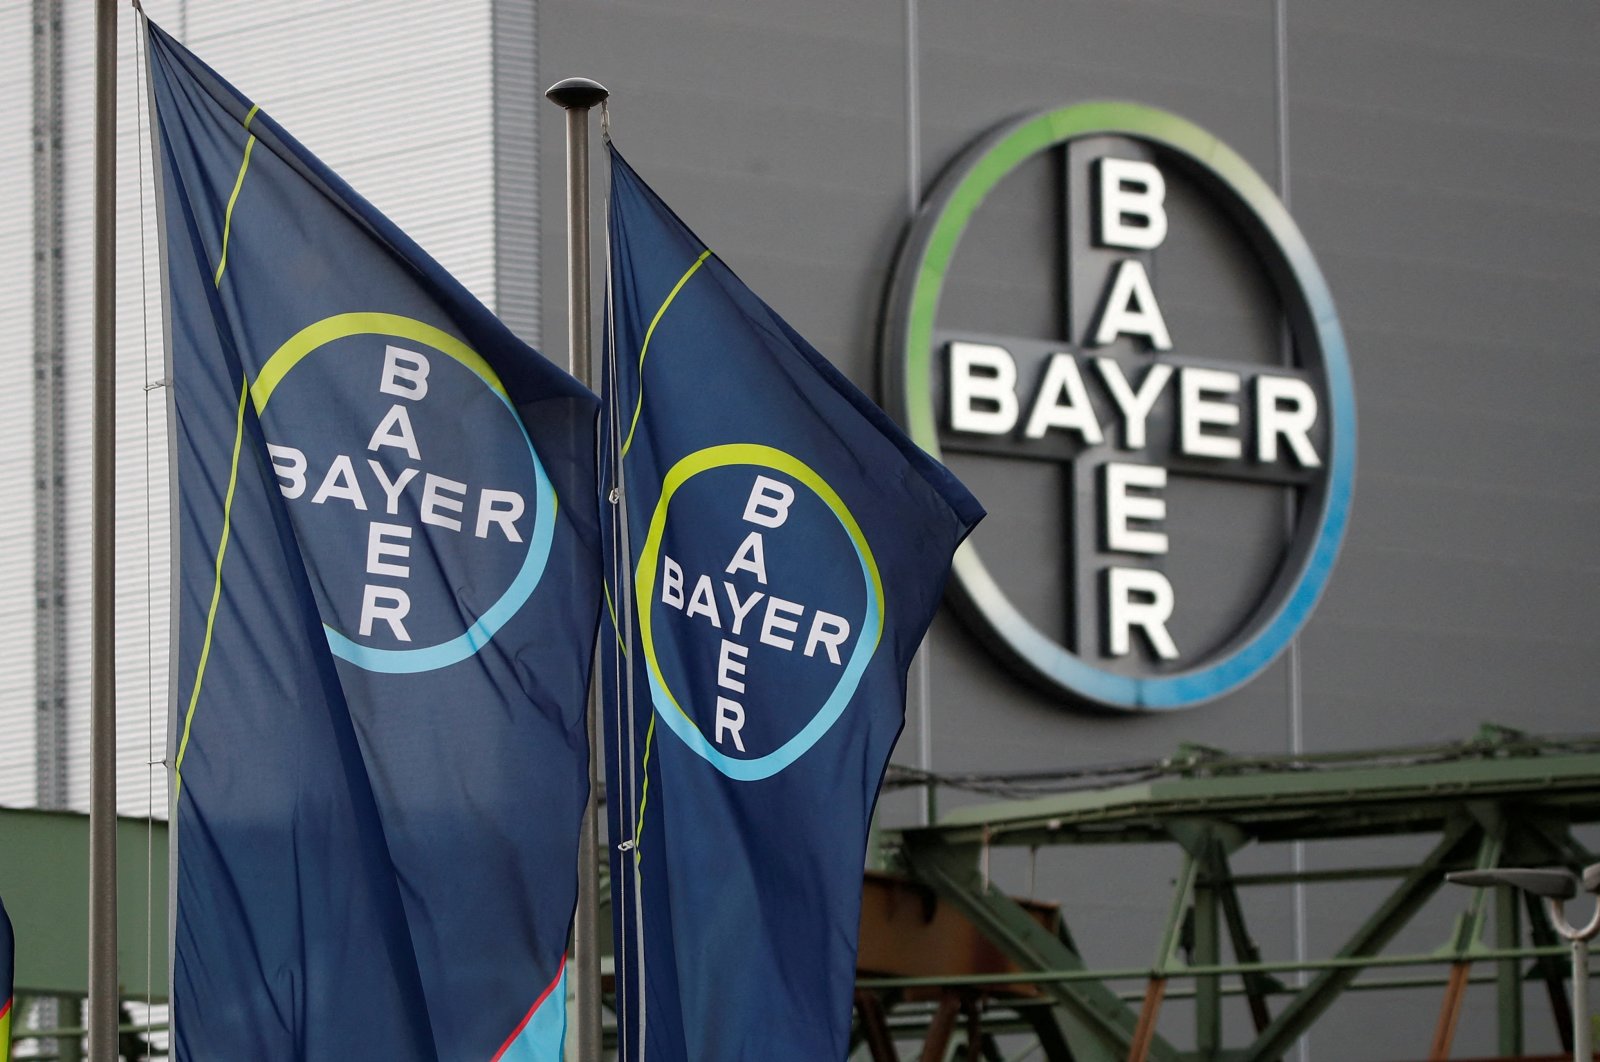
[148,20,599,1061]
[600,146,983,1061]
[2,891,12,1038]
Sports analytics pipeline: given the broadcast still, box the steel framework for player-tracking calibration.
[852,728,1600,1061]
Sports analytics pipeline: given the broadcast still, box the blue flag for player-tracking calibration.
[601,146,983,1060]
[147,19,598,1060]
[1,894,11,1061]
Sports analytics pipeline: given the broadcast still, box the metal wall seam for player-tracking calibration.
[491,0,541,348]
[0,2,43,807]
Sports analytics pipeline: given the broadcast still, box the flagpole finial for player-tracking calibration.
[545,78,609,111]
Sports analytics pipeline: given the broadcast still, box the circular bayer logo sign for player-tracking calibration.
[882,103,1355,712]
[253,312,556,674]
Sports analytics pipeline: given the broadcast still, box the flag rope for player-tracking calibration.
[605,153,653,1058]
[602,175,634,1062]
[132,9,158,1047]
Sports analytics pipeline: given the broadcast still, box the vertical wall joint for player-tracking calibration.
[490,0,541,346]
[32,0,67,811]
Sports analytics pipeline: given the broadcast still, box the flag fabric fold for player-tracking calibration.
[1,894,12,1062]
[146,18,598,1061]
[600,144,984,1061]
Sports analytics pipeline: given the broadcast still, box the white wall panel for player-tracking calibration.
[44,0,496,816]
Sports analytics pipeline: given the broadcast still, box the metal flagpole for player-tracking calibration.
[88,0,119,1058]
[545,75,610,1061]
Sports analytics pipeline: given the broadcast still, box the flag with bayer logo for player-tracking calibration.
[600,145,984,1060]
[146,18,598,1060]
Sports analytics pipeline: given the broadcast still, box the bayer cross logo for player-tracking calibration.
[253,313,557,674]
[883,103,1355,712]
[638,447,884,780]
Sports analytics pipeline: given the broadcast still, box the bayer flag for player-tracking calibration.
[147,19,598,1060]
[601,146,983,1060]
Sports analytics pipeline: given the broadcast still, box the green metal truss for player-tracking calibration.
[858,729,1600,1061]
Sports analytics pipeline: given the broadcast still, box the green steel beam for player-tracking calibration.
[1237,818,1479,1062]
[1519,813,1597,869]
[1166,819,1248,1057]
[855,943,1588,992]
[1193,852,1222,1058]
[1441,825,1504,956]
[898,836,1175,1062]
[1153,851,1199,976]
[1496,883,1523,1057]
[1213,853,1278,1035]
[1110,968,1557,1004]
[919,750,1600,848]
[0,807,167,1000]
[1016,1005,1073,1061]
[1222,864,1444,888]
[872,964,1590,1020]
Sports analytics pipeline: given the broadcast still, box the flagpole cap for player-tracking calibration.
[545,78,610,111]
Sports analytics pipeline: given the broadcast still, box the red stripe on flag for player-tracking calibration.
[490,956,566,1062]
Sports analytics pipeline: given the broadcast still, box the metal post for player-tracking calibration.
[1496,884,1523,1057]
[88,0,119,1060]
[1194,859,1222,1057]
[1535,887,1600,1062]
[544,75,609,1061]
[1573,938,1591,1062]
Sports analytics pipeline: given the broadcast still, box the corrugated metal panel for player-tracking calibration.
[183,1,497,297]
[491,0,541,346]
[44,0,496,815]
[0,3,40,808]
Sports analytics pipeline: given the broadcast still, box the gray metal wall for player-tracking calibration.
[538,1,1600,1056]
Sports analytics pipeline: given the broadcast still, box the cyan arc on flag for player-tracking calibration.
[600,144,984,1061]
[1,893,12,1062]
[145,16,598,1061]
